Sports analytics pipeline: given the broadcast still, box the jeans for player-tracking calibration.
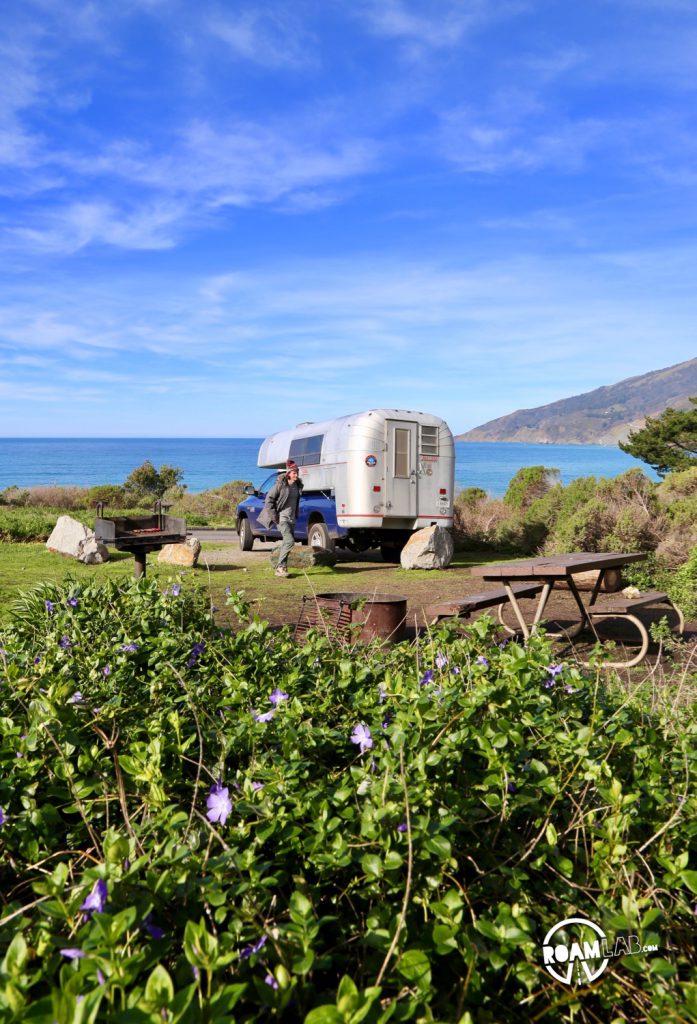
[277,513,295,568]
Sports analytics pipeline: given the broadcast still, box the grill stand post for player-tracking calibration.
[134,551,147,579]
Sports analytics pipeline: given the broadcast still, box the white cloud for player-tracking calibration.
[207,8,316,70]
[354,0,514,54]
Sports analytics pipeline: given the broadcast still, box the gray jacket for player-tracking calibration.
[258,474,303,529]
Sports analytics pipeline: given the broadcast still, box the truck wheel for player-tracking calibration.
[380,541,402,563]
[308,521,334,551]
[239,518,254,551]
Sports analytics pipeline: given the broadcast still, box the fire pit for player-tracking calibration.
[294,592,407,644]
[95,502,187,578]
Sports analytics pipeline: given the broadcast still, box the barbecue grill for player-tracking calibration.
[95,501,187,577]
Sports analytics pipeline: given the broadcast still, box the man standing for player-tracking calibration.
[258,460,303,577]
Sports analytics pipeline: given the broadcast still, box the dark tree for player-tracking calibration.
[124,460,185,501]
[619,398,697,476]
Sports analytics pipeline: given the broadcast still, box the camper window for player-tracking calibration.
[289,434,324,467]
[394,428,411,478]
[420,424,439,456]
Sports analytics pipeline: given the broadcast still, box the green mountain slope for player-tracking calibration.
[457,357,697,445]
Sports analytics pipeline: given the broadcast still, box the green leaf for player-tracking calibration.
[2,933,28,978]
[424,835,452,860]
[397,949,432,989]
[144,964,174,1009]
[304,1006,344,1024]
[545,823,558,847]
[361,854,383,878]
[681,870,697,894]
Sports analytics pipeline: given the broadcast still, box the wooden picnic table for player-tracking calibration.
[471,551,683,668]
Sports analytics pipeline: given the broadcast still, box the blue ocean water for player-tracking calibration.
[0,437,658,497]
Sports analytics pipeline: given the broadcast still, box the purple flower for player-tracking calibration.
[451,666,461,675]
[67,691,84,704]
[0,807,5,827]
[142,912,165,939]
[169,583,181,597]
[251,781,264,792]
[564,684,575,694]
[378,684,386,703]
[33,654,41,664]
[547,664,564,677]
[119,643,139,653]
[435,653,448,669]
[45,600,54,614]
[269,688,288,705]
[187,641,206,668]
[507,782,516,794]
[253,709,275,723]
[67,597,78,608]
[265,973,279,989]
[381,712,393,730]
[420,670,434,687]
[102,665,111,677]
[476,656,489,668]
[80,879,108,918]
[544,678,556,689]
[59,635,73,650]
[96,968,106,985]
[15,751,22,758]
[206,783,233,826]
[397,823,409,833]
[240,935,267,959]
[351,723,373,754]
[60,948,85,960]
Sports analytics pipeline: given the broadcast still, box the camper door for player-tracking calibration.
[384,419,417,518]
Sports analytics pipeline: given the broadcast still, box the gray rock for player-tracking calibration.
[270,544,337,569]
[157,536,201,567]
[46,515,109,564]
[400,526,454,570]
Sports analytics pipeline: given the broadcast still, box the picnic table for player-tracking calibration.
[469,551,684,668]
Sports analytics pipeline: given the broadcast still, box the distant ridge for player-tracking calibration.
[457,357,697,445]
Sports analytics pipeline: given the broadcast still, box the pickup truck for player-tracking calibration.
[236,472,348,552]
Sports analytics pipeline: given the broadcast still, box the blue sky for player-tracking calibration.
[1,0,696,437]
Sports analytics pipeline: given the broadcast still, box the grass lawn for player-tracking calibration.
[0,541,495,628]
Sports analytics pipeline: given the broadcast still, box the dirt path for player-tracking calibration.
[197,539,696,665]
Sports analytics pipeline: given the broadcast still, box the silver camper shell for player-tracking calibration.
[257,408,455,533]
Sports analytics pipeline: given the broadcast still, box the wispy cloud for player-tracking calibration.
[354,0,514,55]
[207,8,316,69]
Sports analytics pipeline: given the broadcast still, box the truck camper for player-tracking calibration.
[236,409,455,561]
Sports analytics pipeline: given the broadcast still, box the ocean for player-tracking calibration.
[0,437,658,497]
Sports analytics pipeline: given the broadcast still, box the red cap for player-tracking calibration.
[286,460,299,472]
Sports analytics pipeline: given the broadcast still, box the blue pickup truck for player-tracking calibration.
[236,472,348,552]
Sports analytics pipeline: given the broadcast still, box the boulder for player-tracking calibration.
[400,526,454,570]
[157,536,201,567]
[46,515,109,564]
[270,544,337,569]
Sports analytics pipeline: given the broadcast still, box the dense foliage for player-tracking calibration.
[0,579,695,1022]
[619,398,697,475]
[454,467,697,618]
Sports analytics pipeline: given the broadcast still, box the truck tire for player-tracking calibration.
[308,521,334,551]
[380,541,402,563]
[238,517,254,551]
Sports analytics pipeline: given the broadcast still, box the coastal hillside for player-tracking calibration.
[457,357,697,445]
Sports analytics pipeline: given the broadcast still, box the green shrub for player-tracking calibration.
[85,484,129,509]
[503,466,559,510]
[0,579,695,1021]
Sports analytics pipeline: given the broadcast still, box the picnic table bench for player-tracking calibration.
[469,552,685,669]
[426,583,544,625]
